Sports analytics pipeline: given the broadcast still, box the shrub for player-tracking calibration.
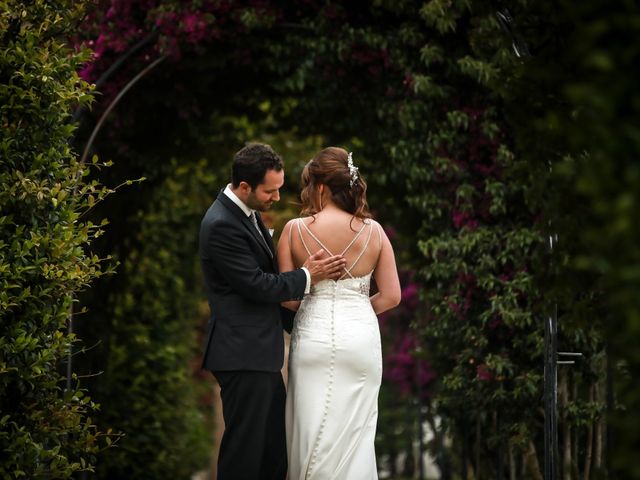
[0,1,112,477]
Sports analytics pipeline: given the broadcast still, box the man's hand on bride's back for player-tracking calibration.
[303,249,347,284]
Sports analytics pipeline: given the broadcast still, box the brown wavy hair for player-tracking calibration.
[300,147,371,226]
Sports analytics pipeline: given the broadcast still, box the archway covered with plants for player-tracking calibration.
[2,0,639,479]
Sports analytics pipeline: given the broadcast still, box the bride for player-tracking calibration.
[277,147,401,479]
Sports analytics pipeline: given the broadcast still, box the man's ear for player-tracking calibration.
[239,181,252,193]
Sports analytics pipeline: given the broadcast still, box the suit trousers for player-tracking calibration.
[213,370,287,480]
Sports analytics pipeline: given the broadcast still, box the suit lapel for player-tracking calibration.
[254,211,277,267]
[217,192,276,264]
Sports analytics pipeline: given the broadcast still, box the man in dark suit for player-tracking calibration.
[199,143,345,480]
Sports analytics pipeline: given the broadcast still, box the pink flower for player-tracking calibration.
[401,283,419,310]
[452,209,478,230]
[498,273,512,282]
[183,13,199,32]
[79,69,90,82]
[448,302,461,315]
[488,317,502,329]
[452,209,468,229]
[403,73,414,91]
[477,364,492,381]
[111,37,128,53]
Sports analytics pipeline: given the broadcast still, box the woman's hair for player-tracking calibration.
[300,147,371,224]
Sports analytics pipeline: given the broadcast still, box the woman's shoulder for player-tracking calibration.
[282,216,315,237]
[284,216,310,227]
[287,214,321,227]
[359,216,381,230]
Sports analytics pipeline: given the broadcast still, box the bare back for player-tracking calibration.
[288,210,382,279]
[277,205,400,315]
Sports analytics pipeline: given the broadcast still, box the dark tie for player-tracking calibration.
[250,211,272,257]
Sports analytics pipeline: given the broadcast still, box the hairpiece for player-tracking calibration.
[347,152,359,188]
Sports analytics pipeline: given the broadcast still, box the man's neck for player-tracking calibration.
[224,184,252,216]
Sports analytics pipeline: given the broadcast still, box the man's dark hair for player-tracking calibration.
[232,143,283,189]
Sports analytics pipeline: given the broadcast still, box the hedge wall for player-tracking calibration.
[0,1,109,477]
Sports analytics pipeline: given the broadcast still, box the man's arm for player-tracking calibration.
[207,220,306,302]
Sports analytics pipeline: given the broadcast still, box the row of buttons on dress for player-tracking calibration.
[306,281,338,477]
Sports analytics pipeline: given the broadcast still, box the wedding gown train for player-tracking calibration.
[286,219,382,480]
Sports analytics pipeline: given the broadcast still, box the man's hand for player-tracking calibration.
[303,249,347,284]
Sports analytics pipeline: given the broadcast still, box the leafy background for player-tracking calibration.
[1,0,639,478]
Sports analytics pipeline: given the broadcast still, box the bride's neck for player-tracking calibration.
[318,202,344,214]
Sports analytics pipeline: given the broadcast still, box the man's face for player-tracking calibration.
[245,168,284,212]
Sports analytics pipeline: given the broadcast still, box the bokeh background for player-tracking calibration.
[2,1,639,478]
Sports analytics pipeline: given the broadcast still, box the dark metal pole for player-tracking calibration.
[416,355,425,480]
[461,422,469,480]
[496,410,504,480]
[544,301,559,480]
[66,55,166,393]
[80,55,166,165]
[606,356,614,479]
[71,30,159,124]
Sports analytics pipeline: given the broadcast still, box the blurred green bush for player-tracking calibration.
[0,1,109,476]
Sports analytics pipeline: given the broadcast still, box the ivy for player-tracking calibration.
[0,1,113,477]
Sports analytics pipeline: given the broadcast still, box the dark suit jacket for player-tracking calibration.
[199,191,306,372]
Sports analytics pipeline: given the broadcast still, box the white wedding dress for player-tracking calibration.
[286,218,382,479]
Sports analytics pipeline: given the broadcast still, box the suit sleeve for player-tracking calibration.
[206,219,306,302]
[280,306,295,334]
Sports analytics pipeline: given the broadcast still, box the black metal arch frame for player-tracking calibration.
[66,32,165,394]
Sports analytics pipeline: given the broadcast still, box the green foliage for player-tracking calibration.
[498,2,640,476]
[353,4,548,475]
[78,159,215,479]
[0,1,112,477]
[70,0,638,477]
[360,1,610,476]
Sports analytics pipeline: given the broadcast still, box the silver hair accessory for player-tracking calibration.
[347,152,359,188]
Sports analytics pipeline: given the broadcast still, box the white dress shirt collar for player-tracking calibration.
[224,184,253,217]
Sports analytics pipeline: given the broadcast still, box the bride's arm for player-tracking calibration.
[370,225,401,315]
[277,220,302,312]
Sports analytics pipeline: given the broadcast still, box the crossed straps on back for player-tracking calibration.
[291,218,383,280]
